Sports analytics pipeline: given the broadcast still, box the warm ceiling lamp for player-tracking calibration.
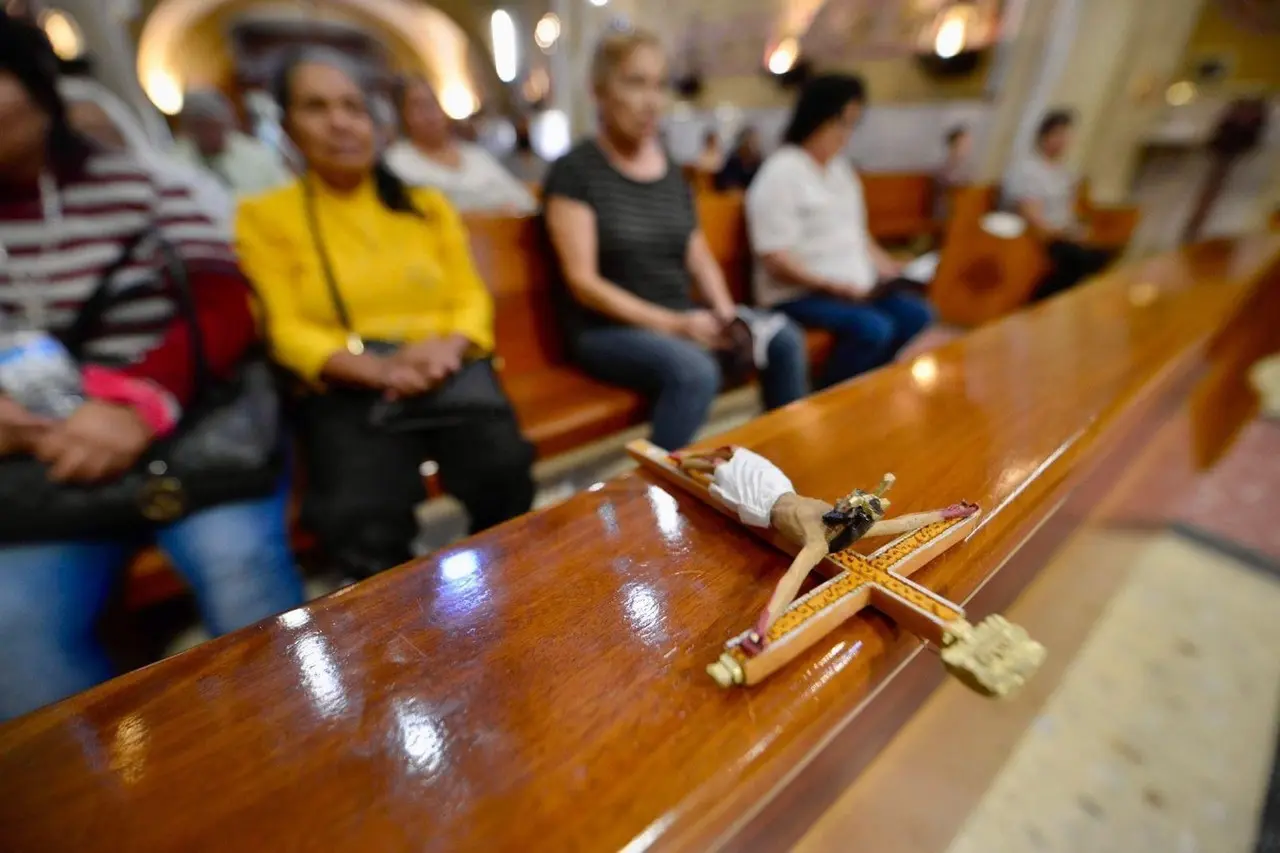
[534,13,560,51]
[143,67,184,115]
[767,36,799,75]
[930,3,978,58]
[439,80,479,120]
[41,8,85,60]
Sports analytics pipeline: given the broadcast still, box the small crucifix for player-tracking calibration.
[627,440,1046,698]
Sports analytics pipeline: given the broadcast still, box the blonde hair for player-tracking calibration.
[591,28,664,91]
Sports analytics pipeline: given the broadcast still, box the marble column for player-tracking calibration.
[1079,0,1207,204]
[973,0,1070,183]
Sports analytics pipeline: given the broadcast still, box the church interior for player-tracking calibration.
[0,0,1278,851]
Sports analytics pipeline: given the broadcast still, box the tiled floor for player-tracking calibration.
[944,533,1280,853]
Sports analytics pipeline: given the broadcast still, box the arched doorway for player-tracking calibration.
[136,0,491,119]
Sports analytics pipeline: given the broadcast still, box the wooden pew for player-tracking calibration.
[465,215,647,458]
[861,171,940,243]
[931,183,1141,327]
[6,236,1275,853]
[694,190,752,305]
[117,176,985,609]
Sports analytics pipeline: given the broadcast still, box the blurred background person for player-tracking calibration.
[934,124,971,220]
[60,76,234,231]
[544,30,807,452]
[694,128,724,174]
[714,125,764,191]
[369,91,397,153]
[386,76,535,214]
[0,18,301,720]
[173,88,291,195]
[503,115,547,185]
[1005,109,1111,300]
[747,74,932,389]
[237,50,534,581]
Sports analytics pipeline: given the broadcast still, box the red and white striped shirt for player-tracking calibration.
[0,150,258,407]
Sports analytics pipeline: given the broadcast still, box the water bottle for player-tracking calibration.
[0,314,84,419]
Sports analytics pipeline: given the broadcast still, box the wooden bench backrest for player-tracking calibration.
[861,172,937,242]
[695,190,753,305]
[465,214,565,376]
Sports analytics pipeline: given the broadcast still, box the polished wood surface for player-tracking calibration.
[3,238,1276,853]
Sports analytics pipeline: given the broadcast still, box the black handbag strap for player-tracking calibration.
[301,178,357,342]
[59,229,212,394]
[57,227,149,355]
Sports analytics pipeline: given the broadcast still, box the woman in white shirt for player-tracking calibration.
[385,77,536,214]
[746,74,932,388]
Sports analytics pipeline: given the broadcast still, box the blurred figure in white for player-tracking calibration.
[385,76,536,214]
[934,125,971,220]
[58,77,235,233]
[369,92,397,153]
[173,89,290,195]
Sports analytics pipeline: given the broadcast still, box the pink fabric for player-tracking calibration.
[82,365,180,438]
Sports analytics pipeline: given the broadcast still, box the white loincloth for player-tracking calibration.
[709,448,795,528]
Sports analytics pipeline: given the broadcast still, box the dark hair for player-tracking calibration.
[0,12,96,178]
[272,48,422,218]
[782,73,866,146]
[945,125,968,146]
[1036,109,1075,142]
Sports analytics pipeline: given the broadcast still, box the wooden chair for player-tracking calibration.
[931,183,1141,327]
[930,186,1049,327]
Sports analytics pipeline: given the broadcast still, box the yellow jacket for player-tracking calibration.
[235,177,494,382]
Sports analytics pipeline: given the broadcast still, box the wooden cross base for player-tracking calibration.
[627,440,1046,698]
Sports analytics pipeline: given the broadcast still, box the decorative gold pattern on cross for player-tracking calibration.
[625,440,1046,697]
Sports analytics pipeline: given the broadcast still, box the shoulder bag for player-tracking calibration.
[0,234,283,542]
[301,179,514,432]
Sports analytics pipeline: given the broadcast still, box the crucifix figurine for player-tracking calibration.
[627,440,1046,698]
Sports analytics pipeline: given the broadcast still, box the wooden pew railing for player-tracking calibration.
[7,237,1276,853]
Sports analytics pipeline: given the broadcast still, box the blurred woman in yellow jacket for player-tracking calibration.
[236,50,534,579]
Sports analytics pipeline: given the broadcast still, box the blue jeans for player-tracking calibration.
[572,320,809,451]
[0,484,303,720]
[779,292,933,387]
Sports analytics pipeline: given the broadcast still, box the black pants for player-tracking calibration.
[1035,240,1114,301]
[297,390,535,579]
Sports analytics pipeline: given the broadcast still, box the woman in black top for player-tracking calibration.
[543,30,807,451]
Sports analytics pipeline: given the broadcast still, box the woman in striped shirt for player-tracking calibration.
[0,16,302,720]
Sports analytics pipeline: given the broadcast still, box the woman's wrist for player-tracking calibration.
[660,309,691,338]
